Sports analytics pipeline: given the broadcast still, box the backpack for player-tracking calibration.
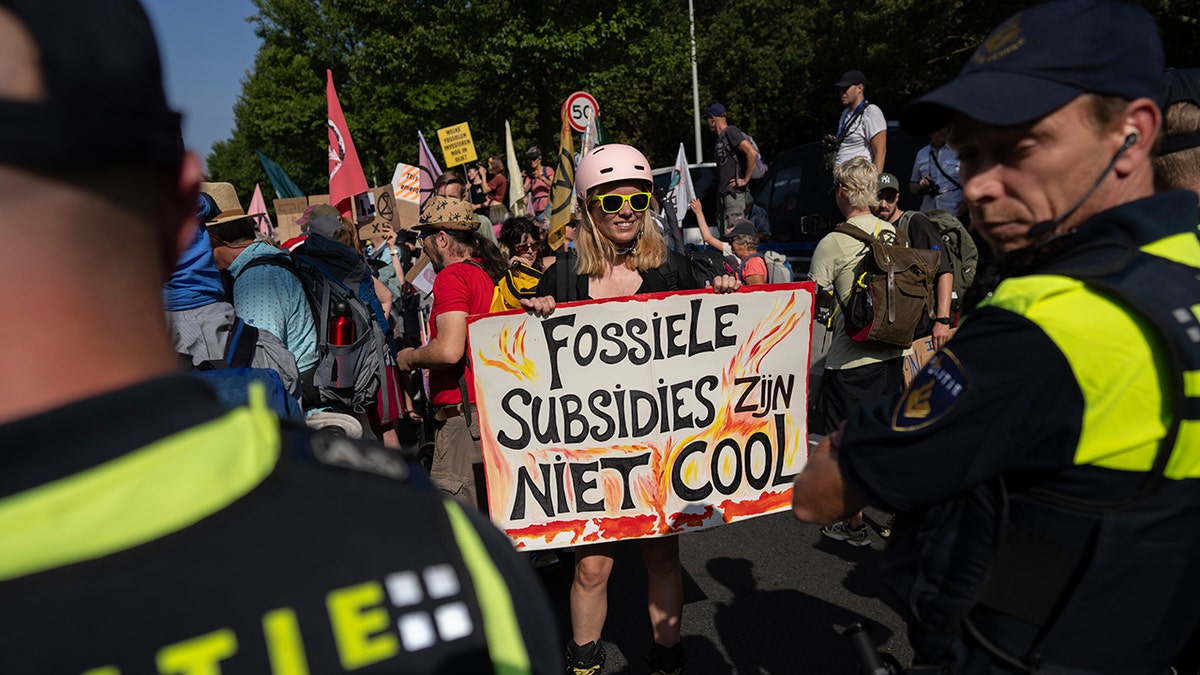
[241,254,392,416]
[465,260,542,313]
[740,251,793,284]
[833,223,940,349]
[746,134,768,180]
[723,128,768,181]
[183,317,304,420]
[684,243,738,288]
[899,209,979,310]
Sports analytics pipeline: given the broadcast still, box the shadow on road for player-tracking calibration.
[704,556,892,674]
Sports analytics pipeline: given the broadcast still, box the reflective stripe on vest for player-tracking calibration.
[441,500,532,675]
[0,384,281,582]
[981,232,1200,480]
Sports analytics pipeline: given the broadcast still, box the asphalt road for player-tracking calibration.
[533,505,912,674]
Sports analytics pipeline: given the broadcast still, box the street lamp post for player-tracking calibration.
[689,0,702,163]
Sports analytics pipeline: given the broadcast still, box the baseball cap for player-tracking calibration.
[703,103,727,119]
[1160,69,1200,155]
[834,70,866,88]
[306,214,345,240]
[0,0,183,169]
[1164,69,1200,109]
[878,173,901,193]
[724,218,758,240]
[902,0,1163,134]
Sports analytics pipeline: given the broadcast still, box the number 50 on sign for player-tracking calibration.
[561,91,599,134]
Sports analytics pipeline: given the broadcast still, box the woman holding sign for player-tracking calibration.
[524,144,739,675]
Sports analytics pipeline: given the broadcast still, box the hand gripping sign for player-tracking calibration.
[466,283,815,550]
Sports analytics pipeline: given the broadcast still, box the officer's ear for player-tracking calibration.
[1111,97,1161,178]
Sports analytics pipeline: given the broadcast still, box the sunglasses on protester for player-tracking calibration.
[514,242,538,254]
[590,192,653,214]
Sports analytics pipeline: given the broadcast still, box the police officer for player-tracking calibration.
[792,1,1200,672]
[0,2,559,673]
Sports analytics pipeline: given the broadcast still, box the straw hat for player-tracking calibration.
[414,196,477,231]
[199,181,264,226]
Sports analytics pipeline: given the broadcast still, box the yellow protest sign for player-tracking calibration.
[436,123,478,167]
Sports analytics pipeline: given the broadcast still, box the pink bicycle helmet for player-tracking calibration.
[575,144,653,200]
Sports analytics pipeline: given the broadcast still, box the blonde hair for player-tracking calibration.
[1154,101,1200,194]
[834,156,879,211]
[574,187,667,275]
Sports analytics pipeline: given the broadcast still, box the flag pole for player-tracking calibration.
[689,0,703,163]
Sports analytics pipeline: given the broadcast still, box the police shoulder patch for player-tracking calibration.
[892,348,970,431]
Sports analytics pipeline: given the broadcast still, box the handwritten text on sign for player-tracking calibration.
[436,122,478,167]
[466,284,815,550]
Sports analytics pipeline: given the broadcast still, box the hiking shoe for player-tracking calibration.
[648,641,687,675]
[820,520,871,547]
[565,641,605,675]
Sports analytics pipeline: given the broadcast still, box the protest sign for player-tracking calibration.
[272,197,309,242]
[354,185,399,241]
[391,163,421,230]
[467,284,814,550]
[902,330,956,384]
[436,122,478,168]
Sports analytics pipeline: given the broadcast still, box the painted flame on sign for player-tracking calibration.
[476,321,537,382]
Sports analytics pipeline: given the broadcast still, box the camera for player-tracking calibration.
[921,178,940,196]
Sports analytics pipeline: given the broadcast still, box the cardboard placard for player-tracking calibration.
[902,329,957,385]
[436,122,478,168]
[466,284,815,550]
[272,197,309,243]
[354,186,400,241]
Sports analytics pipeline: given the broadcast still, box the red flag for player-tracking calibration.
[326,69,368,218]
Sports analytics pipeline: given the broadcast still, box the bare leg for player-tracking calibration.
[642,536,682,647]
[849,511,864,528]
[570,542,616,645]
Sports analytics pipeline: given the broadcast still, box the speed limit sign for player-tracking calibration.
[561,91,599,133]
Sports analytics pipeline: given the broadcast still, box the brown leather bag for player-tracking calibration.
[833,224,940,349]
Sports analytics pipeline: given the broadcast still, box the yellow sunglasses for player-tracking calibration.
[590,192,653,213]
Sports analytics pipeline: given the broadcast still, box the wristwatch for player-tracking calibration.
[934,317,952,325]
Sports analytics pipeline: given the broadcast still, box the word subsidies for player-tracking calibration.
[467,285,814,550]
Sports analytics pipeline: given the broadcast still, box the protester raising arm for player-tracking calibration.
[689,197,726,250]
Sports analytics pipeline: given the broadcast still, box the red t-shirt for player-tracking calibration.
[486,174,508,204]
[429,260,494,406]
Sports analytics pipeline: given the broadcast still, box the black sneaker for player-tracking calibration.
[566,641,606,675]
[648,641,687,675]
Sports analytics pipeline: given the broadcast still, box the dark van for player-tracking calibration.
[755,122,929,274]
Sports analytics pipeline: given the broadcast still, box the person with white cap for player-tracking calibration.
[523,143,738,675]
[793,1,1200,671]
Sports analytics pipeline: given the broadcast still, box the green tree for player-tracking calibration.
[207,0,1200,199]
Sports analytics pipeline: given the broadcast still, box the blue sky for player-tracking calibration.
[142,0,262,167]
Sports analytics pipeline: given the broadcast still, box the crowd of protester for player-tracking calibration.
[7,0,1200,673]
